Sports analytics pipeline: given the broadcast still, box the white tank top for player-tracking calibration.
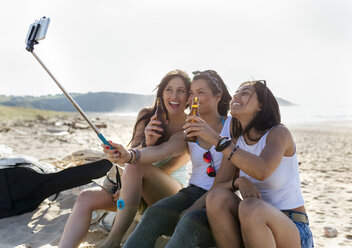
[238,127,305,210]
[188,116,231,190]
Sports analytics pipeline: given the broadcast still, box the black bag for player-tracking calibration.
[0,159,112,219]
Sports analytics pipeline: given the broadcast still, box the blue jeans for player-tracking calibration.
[123,185,216,248]
[284,210,314,248]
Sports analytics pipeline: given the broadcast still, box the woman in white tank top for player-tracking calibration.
[192,80,313,248]
[104,70,233,248]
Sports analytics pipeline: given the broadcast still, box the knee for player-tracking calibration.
[179,210,207,230]
[75,189,96,212]
[206,188,232,213]
[123,163,144,178]
[238,198,264,226]
[141,204,162,220]
[136,204,165,228]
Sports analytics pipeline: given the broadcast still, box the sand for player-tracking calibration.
[0,114,351,247]
[286,122,352,247]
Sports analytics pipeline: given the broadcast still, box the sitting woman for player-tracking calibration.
[195,80,314,247]
[104,70,232,248]
[59,69,191,248]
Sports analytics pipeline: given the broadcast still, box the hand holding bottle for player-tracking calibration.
[183,115,221,146]
[144,97,168,146]
[184,97,200,142]
[144,114,167,146]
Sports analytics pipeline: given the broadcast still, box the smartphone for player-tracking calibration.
[25,16,50,45]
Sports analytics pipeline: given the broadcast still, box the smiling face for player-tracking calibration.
[230,84,261,121]
[162,76,188,116]
[189,79,221,115]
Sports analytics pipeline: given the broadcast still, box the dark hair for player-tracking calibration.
[231,80,281,141]
[129,69,191,146]
[192,70,231,116]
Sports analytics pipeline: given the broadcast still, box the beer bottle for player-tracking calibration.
[154,97,167,137]
[184,97,200,142]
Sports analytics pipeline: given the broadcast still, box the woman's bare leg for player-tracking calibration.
[101,162,182,248]
[59,187,116,248]
[206,188,243,248]
[239,198,301,248]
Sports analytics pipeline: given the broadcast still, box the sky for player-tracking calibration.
[1,0,351,108]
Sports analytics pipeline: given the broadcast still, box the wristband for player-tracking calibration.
[215,137,232,152]
[127,150,134,163]
[215,137,226,148]
[228,145,239,160]
[134,149,141,161]
[129,149,141,163]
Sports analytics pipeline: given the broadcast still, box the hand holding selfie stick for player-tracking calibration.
[25,17,123,206]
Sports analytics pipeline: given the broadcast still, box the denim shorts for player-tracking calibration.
[284,210,314,248]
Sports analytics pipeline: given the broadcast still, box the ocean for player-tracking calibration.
[280,105,352,125]
[105,105,352,125]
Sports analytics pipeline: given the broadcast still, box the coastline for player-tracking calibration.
[0,113,351,247]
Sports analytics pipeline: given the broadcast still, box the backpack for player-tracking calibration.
[0,158,112,219]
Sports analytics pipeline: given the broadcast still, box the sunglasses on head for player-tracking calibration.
[203,151,216,177]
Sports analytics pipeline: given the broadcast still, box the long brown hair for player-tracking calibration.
[129,69,191,146]
[231,80,281,141]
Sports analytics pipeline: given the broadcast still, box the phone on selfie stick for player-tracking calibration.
[25,17,124,208]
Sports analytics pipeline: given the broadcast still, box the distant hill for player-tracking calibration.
[0,92,295,112]
[276,97,296,106]
[0,104,72,121]
[0,92,155,113]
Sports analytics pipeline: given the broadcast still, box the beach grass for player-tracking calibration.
[0,104,72,121]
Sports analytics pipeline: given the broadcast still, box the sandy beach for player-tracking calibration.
[0,112,351,247]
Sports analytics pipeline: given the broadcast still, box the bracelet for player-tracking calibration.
[131,149,137,161]
[215,137,232,152]
[129,149,141,163]
[127,150,134,163]
[227,145,239,160]
[135,149,141,161]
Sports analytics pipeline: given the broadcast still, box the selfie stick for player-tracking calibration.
[31,52,112,145]
[25,21,112,149]
[25,18,124,204]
